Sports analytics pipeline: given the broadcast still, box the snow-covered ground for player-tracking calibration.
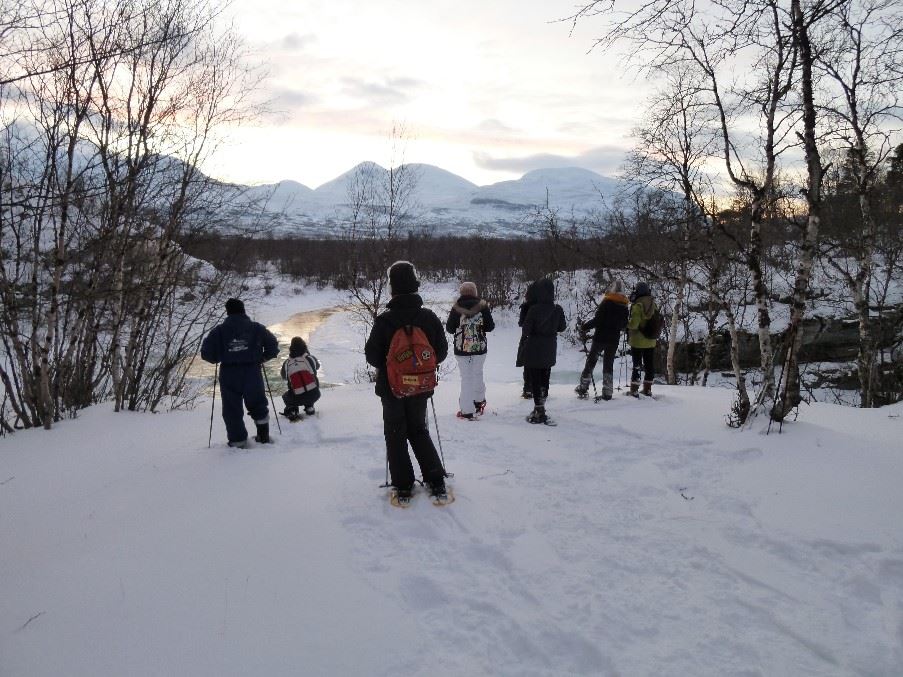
[2,283,902,676]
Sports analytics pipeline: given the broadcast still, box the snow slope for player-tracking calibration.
[2,285,902,676]
[232,164,620,236]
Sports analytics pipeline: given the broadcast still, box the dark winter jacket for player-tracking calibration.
[201,314,279,366]
[581,292,629,345]
[518,279,566,369]
[446,295,495,356]
[365,293,449,398]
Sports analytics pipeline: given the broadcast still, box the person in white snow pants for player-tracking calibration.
[446,282,495,420]
[456,353,487,416]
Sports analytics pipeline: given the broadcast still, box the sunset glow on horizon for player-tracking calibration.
[203,0,652,188]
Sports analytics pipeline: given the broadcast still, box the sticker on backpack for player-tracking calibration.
[456,313,486,354]
[387,322,438,398]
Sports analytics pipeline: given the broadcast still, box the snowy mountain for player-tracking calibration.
[232,164,622,236]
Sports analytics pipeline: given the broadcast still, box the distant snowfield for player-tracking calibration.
[2,283,902,676]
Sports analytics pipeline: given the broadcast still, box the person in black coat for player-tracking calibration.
[364,261,449,500]
[201,298,279,447]
[446,281,495,419]
[575,279,630,400]
[516,281,538,398]
[518,277,566,424]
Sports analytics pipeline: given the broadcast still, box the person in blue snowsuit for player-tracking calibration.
[201,298,279,447]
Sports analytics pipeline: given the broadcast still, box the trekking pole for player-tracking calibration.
[208,363,218,448]
[429,395,452,477]
[261,364,282,435]
[617,333,627,391]
[578,322,598,399]
[379,448,390,488]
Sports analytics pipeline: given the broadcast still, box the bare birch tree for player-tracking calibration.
[344,123,421,329]
[814,0,903,408]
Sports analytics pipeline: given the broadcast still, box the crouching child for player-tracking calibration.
[280,336,321,421]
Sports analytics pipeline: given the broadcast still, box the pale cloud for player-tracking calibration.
[272,88,318,109]
[473,145,629,177]
[339,77,424,106]
[210,0,655,186]
[475,118,519,134]
[281,32,317,50]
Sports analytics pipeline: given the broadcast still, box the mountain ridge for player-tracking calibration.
[236,162,621,236]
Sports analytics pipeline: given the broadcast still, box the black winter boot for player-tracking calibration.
[527,405,547,424]
[254,422,273,444]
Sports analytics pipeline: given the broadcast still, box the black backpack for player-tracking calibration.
[641,305,664,340]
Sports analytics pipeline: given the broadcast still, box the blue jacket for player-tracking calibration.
[201,314,279,365]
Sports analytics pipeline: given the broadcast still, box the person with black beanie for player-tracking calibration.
[201,298,279,447]
[364,261,450,504]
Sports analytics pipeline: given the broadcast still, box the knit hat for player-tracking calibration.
[388,260,420,295]
[459,281,478,297]
[225,298,245,316]
[633,281,651,297]
[607,279,624,294]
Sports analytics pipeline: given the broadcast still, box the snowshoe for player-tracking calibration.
[456,411,476,421]
[227,439,249,449]
[390,487,414,508]
[427,480,454,506]
[282,406,304,422]
[526,407,557,426]
[474,400,487,416]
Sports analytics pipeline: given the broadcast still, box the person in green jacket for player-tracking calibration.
[627,281,658,397]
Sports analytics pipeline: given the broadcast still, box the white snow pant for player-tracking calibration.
[456,354,487,415]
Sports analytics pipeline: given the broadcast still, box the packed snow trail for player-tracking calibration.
[3,379,902,676]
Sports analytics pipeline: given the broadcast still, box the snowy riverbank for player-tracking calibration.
[2,284,902,676]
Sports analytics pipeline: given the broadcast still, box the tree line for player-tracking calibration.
[185,140,902,421]
[0,0,255,432]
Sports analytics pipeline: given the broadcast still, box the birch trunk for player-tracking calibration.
[772,0,823,422]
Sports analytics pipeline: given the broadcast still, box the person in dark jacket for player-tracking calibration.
[627,281,658,397]
[518,277,566,424]
[516,281,538,398]
[201,298,279,448]
[575,279,630,400]
[280,336,321,420]
[446,281,495,420]
[364,261,450,502]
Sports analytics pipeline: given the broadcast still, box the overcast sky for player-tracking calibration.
[204,0,653,188]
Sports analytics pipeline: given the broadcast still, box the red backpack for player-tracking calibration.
[386,315,438,398]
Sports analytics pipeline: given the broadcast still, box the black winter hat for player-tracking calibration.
[633,281,651,298]
[225,298,245,315]
[388,260,420,295]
